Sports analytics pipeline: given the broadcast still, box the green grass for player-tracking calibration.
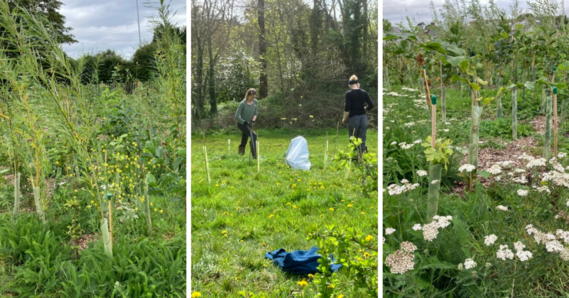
[191,128,378,297]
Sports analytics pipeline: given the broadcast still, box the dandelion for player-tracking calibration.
[269,214,274,218]
[347,204,352,207]
[191,292,201,298]
[365,235,373,242]
[329,208,334,211]
[297,279,308,287]
[293,205,297,209]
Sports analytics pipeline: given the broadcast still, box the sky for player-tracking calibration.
[60,0,186,59]
[383,0,566,27]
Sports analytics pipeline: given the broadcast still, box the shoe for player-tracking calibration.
[238,145,245,155]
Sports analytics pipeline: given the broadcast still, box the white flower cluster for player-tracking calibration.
[496,205,509,212]
[517,189,528,197]
[398,142,414,149]
[412,224,422,231]
[499,161,514,167]
[400,241,417,253]
[459,164,476,173]
[422,215,453,242]
[402,87,419,92]
[417,170,428,177]
[526,158,547,169]
[536,186,551,194]
[559,152,567,158]
[385,228,396,235]
[542,171,569,188]
[525,224,569,259]
[518,153,535,162]
[496,245,514,261]
[462,258,477,270]
[513,175,528,184]
[387,180,420,196]
[487,164,502,175]
[484,234,498,246]
[404,122,416,127]
[385,91,404,97]
[385,249,415,274]
[513,241,533,262]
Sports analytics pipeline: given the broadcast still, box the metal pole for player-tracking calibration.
[136,0,142,46]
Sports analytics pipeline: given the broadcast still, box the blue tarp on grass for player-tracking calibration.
[264,247,342,275]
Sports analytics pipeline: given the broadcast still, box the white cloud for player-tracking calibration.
[60,0,186,59]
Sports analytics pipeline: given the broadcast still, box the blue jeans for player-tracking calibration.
[348,114,368,153]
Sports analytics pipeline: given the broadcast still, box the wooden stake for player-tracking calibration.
[108,200,113,247]
[324,132,329,170]
[256,141,260,173]
[422,66,432,110]
[203,145,211,184]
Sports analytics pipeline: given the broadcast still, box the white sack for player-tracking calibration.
[285,136,311,170]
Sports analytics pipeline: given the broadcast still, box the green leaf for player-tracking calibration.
[476,77,488,86]
[478,171,491,178]
[451,75,468,83]
[524,81,535,90]
[469,82,481,91]
[422,42,447,54]
[146,173,156,185]
[459,60,469,73]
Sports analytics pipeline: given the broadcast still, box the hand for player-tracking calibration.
[342,118,347,125]
[243,121,248,125]
[364,107,368,114]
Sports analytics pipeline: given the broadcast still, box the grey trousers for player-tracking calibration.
[348,114,368,152]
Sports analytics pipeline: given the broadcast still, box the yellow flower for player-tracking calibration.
[297,279,308,287]
[135,207,138,211]
[154,208,157,212]
[329,208,334,211]
[308,274,314,278]
[286,202,291,206]
[269,214,274,218]
[347,204,352,207]
[327,284,335,288]
[240,240,244,242]
[293,205,297,209]
[337,295,344,298]
[159,209,163,213]
[360,212,365,215]
[222,230,227,234]
[364,252,371,258]
[150,202,153,206]
[191,292,201,298]
[366,235,373,242]
[292,184,296,188]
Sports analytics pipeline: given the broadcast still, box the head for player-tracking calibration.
[348,75,360,89]
[245,88,257,101]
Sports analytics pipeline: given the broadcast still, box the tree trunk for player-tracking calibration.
[258,0,268,98]
[207,37,217,114]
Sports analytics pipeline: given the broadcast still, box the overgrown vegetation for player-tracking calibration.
[0,1,186,296]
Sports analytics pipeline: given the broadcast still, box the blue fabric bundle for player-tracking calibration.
[264,247,342,275]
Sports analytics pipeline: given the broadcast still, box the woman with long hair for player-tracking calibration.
[342,74,374,154]
[235,88,258,158]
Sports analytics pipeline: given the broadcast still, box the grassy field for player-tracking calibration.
[191,128,378,297]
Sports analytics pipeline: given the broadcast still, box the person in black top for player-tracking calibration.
[342,74,374,154]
